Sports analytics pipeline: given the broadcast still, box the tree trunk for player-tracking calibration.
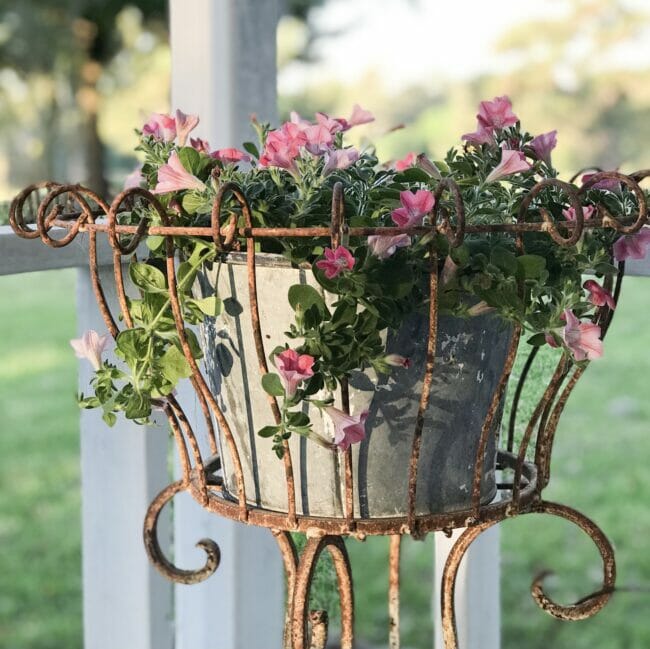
[83,106,107,196]
[77,60,108,196]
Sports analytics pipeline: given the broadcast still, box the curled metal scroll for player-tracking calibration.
[441,500,616,649]
[518,178,585,247]
[579,171,647,234]
[143,480,221,585]
[9,181,61,239]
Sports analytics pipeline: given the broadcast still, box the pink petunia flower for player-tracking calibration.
[290,111,312,128]
[322,148,360,175]
[152,151,206,194]
[142,112,176,141]
[124,166,143,190]
[274,349,315,397]
[559,309,603,361]
[462,124,494,146]
[367,234,411,260]
[190,137,211,154]
[485,148,532,183]
[303,124,334,155]
[394,152,417,171]
[384,353,411,368]
[259,122,307,174]
[583,280,616,310]
[315,246,355,279]
[477,96,519,130]
[562,205,596,222]
[613,228,650,261]
[212,148,251,164]
[70,330,110,370]
[530,130,557,166]
[581,172,620,192]
[174,109,199,146]
[440,255,459,287]
[346,104,375,128]
[324,406,368,451]
[467,301,496,316]
[315,112,345,135]
[391,189,435,228]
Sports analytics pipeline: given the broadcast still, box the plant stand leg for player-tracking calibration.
[433,526,501,649]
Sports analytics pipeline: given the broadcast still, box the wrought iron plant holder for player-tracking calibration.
[8,169,649,649]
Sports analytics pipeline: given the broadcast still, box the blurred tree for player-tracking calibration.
[492,0,650,171]
[0,1,166,194]
[0,0,329,195]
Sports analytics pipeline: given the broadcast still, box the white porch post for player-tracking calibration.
[78,266,174,649]
[169,2,284,648]
[433,527,500,649]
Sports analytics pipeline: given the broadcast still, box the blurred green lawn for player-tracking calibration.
[1,269,649,649]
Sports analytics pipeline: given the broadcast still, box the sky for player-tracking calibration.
[279,0,571,93]
[279,0,650,94]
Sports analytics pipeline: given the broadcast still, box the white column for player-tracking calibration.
[78,267,173,649]
[433,527,500,649]
[169,2,284,648]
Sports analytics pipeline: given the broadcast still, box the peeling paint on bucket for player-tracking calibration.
[197,253,511,519]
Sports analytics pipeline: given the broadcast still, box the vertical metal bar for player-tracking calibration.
[407,247,438,531]
[388,535,402,649]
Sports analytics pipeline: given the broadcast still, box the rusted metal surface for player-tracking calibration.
[470,325,521,519]
[8,171,644,647]
[388,535,401,649]
[440,500,616,648]
[406,245,438,534]
[290,535,354,649]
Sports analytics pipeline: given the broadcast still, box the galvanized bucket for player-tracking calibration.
[197,253,511,519]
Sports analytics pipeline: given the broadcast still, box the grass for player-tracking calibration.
[0,269,82,649]
[1,270,649,648]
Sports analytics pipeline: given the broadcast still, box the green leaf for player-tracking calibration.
[189,296,223,317]
[178,146,202,175]
[491,247,518,275]
[146,235,165,252]
[527,333,548,347]
[242,141,259,158]
[115,328,150,361]
[130,262,167,293]
[286,411,310,427]
[102,411,117,427]
[517,255,547,279]
[302,373,324,396]
[288,284,329,317]
[593,262,620,276]
[331,300,357,326]
[261,373,285,397]
[394,167,432,183]
[182,191,212,215]
[258,425,282,438]
[123,391,151,420]
[185,329,204,360]
[450,244,470,266]
[373,256,414,298]
[78,395,101,409]
[159,345,193,384]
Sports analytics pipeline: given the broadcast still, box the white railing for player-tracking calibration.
[5,2,649,647]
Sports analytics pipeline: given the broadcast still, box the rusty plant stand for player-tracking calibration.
[9,170,649,648]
